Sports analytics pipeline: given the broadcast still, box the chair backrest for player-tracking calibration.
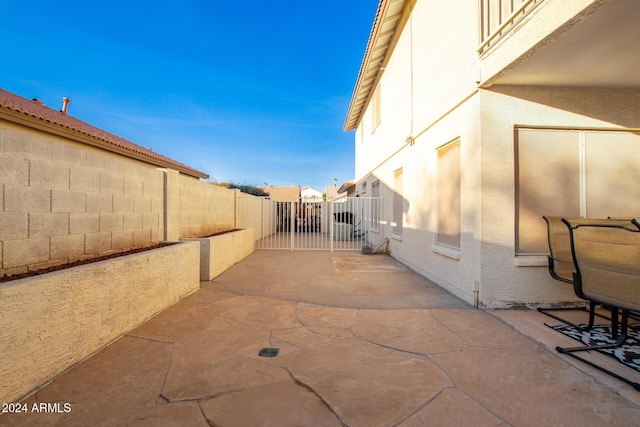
[543,216,575,282]
[567,224,640,312]
[561,218,640,230]
[543,217,640,283]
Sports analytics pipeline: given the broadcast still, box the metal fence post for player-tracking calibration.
[329,198,334,252]
[290,200,294,251]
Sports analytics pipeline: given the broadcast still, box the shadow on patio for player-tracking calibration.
[2,251,640,426]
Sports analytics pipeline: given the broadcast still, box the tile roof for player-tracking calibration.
[0,88,208,179]
[337,180,356,195]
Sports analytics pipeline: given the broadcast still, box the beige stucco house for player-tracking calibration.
[344,0,640,308]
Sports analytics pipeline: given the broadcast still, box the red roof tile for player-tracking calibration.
[0,88,208,179]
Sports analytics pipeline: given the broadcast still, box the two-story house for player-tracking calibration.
[344,0,640,308]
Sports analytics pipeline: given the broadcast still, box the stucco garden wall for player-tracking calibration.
[0,240,200,404]
[182,228,254,280]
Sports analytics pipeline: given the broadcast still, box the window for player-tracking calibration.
[393,168,403,236]
[372,180,380,231]
[371,84,381,132]
[437,140,461,249]
[516,128,640,254]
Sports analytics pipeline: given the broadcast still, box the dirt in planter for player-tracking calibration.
[0,243,175,283]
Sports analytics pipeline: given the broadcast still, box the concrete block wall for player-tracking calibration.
[0,122,167,278]
[0,118,263,278]
[177,174,236,238]
[235,194,267,241]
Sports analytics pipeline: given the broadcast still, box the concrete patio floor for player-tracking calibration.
[2,250,640,426]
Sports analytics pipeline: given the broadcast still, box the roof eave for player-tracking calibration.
[343,0,408,132]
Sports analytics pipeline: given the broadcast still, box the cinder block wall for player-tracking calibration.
[235,194,266,241]
[0,122,167,278]
[0,120,249,279]
[177,174,236,238]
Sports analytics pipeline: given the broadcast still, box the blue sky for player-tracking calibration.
[1,1,376,191]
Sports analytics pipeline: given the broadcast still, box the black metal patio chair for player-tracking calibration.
[555,220,640,391]
[538,216,637,330]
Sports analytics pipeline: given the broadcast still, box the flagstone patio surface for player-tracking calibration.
[2,251,640,426]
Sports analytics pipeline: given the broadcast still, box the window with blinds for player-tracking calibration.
[437,140,461,249]
[516,128,640,254]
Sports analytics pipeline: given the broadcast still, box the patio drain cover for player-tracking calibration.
[258,347,280,357]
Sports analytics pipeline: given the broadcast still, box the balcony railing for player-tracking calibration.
[478,0,544,54]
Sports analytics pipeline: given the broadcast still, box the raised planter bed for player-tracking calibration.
[0,240,200,404]
[182,228,254,280]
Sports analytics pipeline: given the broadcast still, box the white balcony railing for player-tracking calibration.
[478,0,544,54]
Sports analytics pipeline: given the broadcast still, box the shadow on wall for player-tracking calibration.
[502,86,640,254]
[352,173,410,249]
[356,164,622,308]
[488,85,640,130]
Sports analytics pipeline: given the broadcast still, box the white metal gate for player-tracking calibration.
[236,196,381,251]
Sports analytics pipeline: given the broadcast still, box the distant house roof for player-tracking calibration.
[343,0,407,131]
[0,88,208,179]
[260,186,301,202]
[337,180,356,194]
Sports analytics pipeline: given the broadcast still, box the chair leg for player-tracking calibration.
[556,348,640,391]
[538,301,607,331]
[557,309,629,353]
[556,310,640,391]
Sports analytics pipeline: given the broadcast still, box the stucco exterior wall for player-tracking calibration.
[358,95,482,306]
[479,86,640,308]
[355,0,483,305]
[356,85,640,309]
